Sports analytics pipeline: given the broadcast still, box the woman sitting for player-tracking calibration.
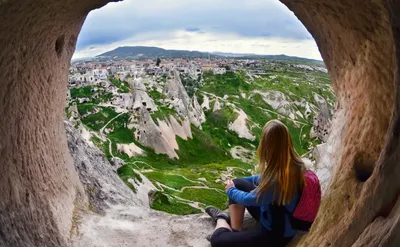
[205,120,307,247]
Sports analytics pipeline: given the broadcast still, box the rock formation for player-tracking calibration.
[228,109,256,141]
[112,91,157,112]
[213,98,222,112]
[1,0,400,246]
[131,106,197,159]
[201,95,210,110]
[132,90,157,112]
[117,143,143,158]
[66,121,140,212]
[311,94,331,142]
[168,115,192,140]
[254,90,291,115]
[129,77,147,91]
[192,94,206,124]
[134,108,179,159]
[163,70,205,128]
[109,157,125,171]
[66,120,214,247]
[281,1,400,246]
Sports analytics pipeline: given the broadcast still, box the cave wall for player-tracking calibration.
[0,0,399,246]
[0,0,111,246]
[280,0,400,246]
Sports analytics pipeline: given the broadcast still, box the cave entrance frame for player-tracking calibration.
[1,0,400,246]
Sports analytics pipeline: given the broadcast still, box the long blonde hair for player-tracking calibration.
[256,120,305,205]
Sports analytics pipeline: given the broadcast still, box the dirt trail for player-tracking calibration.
[97,112,125,158]
[100,112,125,134]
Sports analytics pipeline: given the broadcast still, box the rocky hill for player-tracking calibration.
[96,46,324,64]
[97,46,216,59]
[66,59,334,216]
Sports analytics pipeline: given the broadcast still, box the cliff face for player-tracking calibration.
[66,120,214,247]
[66,121,142,211]
[163,70,205,128]
[1,0,400,247]
[280,0,400,246]
[134,108,179,158]
[111,91,157,112]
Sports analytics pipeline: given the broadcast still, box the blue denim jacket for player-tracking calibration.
[227,175,299,237]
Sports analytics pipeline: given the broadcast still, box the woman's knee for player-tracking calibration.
[232,178,243,189]
[210,235,228,247]
[210,236,223,247]
[210,228,231,247]
[232,178,253,192]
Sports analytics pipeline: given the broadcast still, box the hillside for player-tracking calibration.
[97,46,324,64]
[97,46,216,59]
[66,59,334,215]
[211,52,324,64]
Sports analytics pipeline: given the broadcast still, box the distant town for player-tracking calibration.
[68,57,328,88]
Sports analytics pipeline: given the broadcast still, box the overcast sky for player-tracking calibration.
[73,0,321,60]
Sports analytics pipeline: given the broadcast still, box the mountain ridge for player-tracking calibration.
[96,46,323,64]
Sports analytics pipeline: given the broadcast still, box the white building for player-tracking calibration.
[84,74,95,83]
[213,67,226,75]
[92,68,109,80]
[115,71,130,81]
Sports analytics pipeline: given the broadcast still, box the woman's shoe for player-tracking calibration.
[205,206,230,223]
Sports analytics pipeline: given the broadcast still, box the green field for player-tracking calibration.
[68,61,334,215]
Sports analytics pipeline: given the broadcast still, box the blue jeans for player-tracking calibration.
[210,178,293,247]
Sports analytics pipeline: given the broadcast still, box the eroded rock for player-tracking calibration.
[66,121,141,212]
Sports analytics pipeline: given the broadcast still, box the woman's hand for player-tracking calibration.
[224,180,235,192]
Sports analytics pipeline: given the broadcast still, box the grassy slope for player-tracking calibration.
[110,78,131,93]
[200,67,333,155]
[74,63,333,216]
[81,107,119,131]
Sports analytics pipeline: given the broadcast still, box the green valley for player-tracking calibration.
[67,58,334,215]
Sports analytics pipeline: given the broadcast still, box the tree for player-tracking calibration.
[156,58,161,67]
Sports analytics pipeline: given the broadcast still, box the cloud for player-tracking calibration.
[75,0,319,59]
[185,27,201,32]
[74,30,321,60]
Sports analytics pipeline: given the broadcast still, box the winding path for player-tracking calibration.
[99,112,125,158]
[100,112,125,134]
[155,182,224,194]
[106,138,114,158]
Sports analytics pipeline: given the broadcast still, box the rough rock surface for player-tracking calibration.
[201,95,210,110]
[116,143,143,158]
[109,157,125,171]
[134,108,179,158]
[132,107,195,158]
[66,121,214,247]
[228,109,256,141]
[112,91,157,112]
[213,98,222,112]
[191,95,206,124]
[66,121,141,211]
[169,115,192,140]
[281,1,400,246]
[1,0,400,246]
[310,94,331,142]
[132,90,157,112]
[254,90,292,115]
[163,70,205,128]
[130,77,147,91]
[76,206,214,247]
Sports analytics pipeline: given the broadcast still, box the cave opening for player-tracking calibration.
[353,152,375,183]
[0,0,399,247]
